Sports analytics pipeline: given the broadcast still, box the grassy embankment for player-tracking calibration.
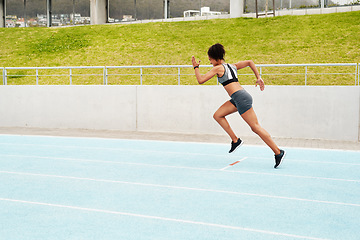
[0,11,359,85]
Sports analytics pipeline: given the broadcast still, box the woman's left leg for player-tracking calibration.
[213,101,238,143]
[240,107,281,155]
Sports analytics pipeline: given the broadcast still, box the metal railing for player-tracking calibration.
[1,63,359,86]
[257,63,359,86]
[2,66,107,85]
[105,65,192,85]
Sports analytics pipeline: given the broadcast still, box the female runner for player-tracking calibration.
[192,43,285,168]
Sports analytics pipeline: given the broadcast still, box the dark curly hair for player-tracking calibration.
[207,43,225,60]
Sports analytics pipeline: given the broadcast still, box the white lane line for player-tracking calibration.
[1,134,359,153]
[0,143,240,158]
[0,154,221,171]
[1,154,359,183]
[251,156,360,166]
[2,144,360,166]
[220,157,248,170]
[0,197,329,240]
[1,170,360,208]
[224,169,360,183]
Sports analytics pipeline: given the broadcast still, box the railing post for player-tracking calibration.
[355,64,358,86]
[305,66,307,86]
[2,68,4,85]
[140,67,143,85]
[178,67,181,85]
[69,68,72,85]
[103,67,107,85]
[358,63,360,85]
[259,66,262,78]
[36,69,39,85]
[4,68,7,85]
[357,63,360,85]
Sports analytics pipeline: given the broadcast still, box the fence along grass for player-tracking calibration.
[1,64,358,86]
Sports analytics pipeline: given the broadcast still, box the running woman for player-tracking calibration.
[192,43,285,168]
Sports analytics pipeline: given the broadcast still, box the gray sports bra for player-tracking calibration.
[217,64,239,86]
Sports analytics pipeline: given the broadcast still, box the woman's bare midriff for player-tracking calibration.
[224,82,243,97]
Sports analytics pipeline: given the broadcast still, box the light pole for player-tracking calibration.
[199,0,201,16]
[72,0,75,25]
[24,0,26,27]
[0,0,5,28]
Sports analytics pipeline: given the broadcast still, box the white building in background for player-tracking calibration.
[5,15,16,27]
[184,7,227,18]
[37,14,48,26]
[70,13,82,24]
[15,18,26,27]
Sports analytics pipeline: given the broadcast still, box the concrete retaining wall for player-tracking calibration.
[0,85,359,142]
[0,86,137,131]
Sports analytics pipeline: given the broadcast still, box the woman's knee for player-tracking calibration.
[213,112,221,121]
[250,124,261,134]
[213,110,226,122]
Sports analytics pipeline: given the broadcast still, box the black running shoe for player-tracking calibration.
[274,149,286,168]
[229,138,243,153]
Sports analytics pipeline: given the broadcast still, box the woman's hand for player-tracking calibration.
[191,56,217,84]
[192,56,200,68]
[256,78,265,91]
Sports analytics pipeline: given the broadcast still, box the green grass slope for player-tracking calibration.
[1,11,359,85]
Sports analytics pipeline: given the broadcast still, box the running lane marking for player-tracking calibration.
[0,197,329,240]
[0,143,240,159]
[250,156,360,166]
[1,170,360,207]
[220,157,248,170]
[1,154,360,183]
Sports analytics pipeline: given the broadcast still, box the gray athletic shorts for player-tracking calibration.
[229,89,253,115]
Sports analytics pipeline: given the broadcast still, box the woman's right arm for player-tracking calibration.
[234,60,260,79]
[192,56,219,84]
[235,60,264,91]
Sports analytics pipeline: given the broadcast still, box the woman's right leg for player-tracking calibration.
[213,101,238,142]
[241,107,281,155]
